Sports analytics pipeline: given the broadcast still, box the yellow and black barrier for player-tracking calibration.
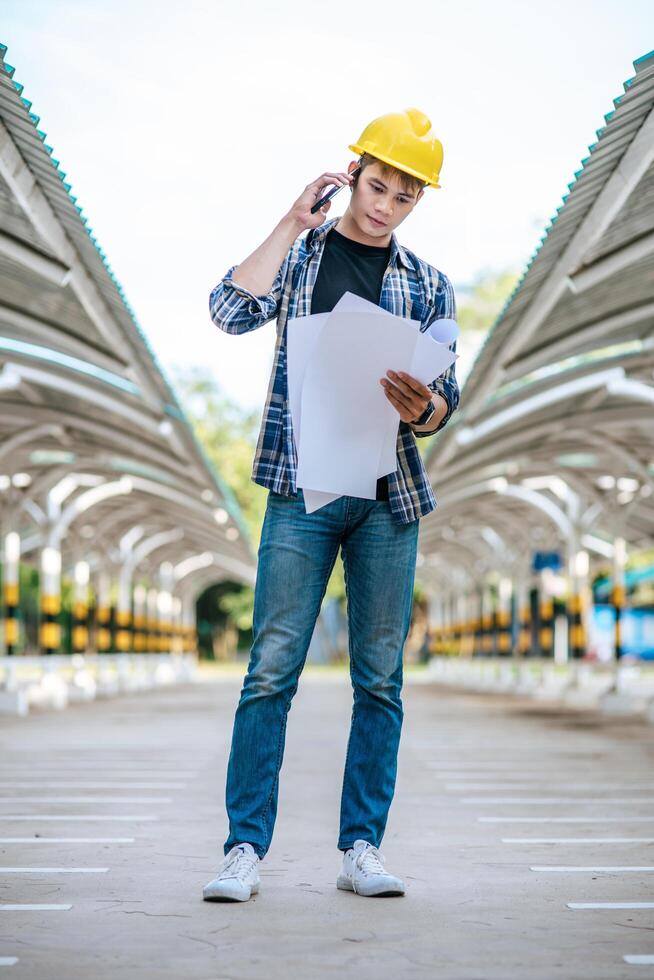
[95,604,112,652]
[158,619,173,653]
[496,608,512,655]
[133,611,147,653]
[147,614,159,653]
[40,592,61,654]
[568,593,586,658]
[4,580,19,655]
[538,598,554,657]
[612,584,625,659]
[71,599,89,653]
[481,612,493,655]
[518,606,531,655]
[475,615,484,657]
[115,608,132,653]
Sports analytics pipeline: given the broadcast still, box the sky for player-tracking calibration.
[2,0,652,410]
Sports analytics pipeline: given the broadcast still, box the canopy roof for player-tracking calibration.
[0,42,255,592]
[421,50,654,590]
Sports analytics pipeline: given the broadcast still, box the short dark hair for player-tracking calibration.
[354,152,425,197]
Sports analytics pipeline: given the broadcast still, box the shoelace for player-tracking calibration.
[354,845,387,877]
[218,847,258,882]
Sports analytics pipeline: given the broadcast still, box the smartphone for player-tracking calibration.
[310,165,362,214]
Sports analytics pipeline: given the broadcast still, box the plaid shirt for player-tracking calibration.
[209,216,459,524]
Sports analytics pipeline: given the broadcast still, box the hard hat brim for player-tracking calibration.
[348,143,441,189]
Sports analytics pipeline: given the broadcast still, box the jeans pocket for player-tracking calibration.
[268,489,302,503]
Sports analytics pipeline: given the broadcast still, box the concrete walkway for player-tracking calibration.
[1,663,654,979]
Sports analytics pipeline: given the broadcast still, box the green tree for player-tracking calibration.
[172,366,266,538]
[457,268,521,333]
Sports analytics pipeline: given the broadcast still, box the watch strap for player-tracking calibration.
[411,400,436,426]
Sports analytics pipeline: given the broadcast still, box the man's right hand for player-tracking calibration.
[286,171,354,230]
[225,171,355,302]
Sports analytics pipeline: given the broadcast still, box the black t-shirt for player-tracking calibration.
[310,227,392,501]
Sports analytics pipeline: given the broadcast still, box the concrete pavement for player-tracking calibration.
[1,662,654,979]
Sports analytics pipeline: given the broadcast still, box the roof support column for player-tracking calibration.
[171,596,183,655]
[133,584,147,654]
[72,561,90,653]
[514,571,531,658]
[181,594,198,655]
[157,563,175,654]
[3,532,20,655]
[568,546,590,660]
[464,591,477,658]
[116,564,134,654]
[612,537,627,661]
[39,545,61,655]
[147,588,159,655]
[497,577,513,657]
[95,570,112,654]
[480,581,494,657]
[537,569,555,659]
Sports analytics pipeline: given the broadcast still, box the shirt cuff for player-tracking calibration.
[222,265,272,316]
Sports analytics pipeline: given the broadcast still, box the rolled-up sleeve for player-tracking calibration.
[209,243,296,335]
[413,271,460,438]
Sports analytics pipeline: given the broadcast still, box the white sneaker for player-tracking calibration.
[203,842,261,902]
[336,839,405,897]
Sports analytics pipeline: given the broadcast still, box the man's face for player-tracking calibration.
[348,160,424,238]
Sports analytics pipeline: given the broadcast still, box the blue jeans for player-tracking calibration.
[223,487,420,860]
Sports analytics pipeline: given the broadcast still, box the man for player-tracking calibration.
[203,108,459,902]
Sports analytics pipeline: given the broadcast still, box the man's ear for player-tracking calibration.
[416,187,425,204]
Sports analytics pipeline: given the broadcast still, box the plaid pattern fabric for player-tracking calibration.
[209,216,459,524]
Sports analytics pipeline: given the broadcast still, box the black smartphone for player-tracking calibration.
[310,166,362,214]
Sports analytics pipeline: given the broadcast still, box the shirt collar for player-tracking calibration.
[306,216,412,270]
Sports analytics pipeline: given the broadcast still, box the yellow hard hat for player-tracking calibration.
[348,107,443,189]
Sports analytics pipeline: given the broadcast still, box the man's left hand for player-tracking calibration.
[380,370,432,423]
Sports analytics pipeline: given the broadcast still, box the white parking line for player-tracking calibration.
[0,773,196,780]
[0,867,109,873]
[0,815,158,821]
[0,783,185,789]
[447,783,654,790]
[464,797,654,805]
[624,955,654,964]
[1,766,208,773]
[503,838,654,843]
[0,797,172,803]
[530,866,654,872]
[0,838,135,843]
[426,764,640,772]
[480,817,654,823]
[0,904,72,910]
[0,768,198,774]
[0,957,18,965]
[568,902,654,909]
[1,755,206,761]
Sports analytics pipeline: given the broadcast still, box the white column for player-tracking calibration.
[40,546,61,654]
[95,570,112,653]
[3,532,21,654]
[147,587,159,654]
[72,561,90,653]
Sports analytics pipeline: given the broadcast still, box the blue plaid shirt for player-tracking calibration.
[209,216,459,524]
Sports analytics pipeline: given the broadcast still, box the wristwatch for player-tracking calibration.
[411,399,436,426]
